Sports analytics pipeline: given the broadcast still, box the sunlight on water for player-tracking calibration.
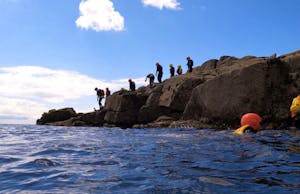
[0,125,299,193]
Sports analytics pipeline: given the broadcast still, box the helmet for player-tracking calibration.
[178,65,181,67]
[240,113,262,130]
[169,64,173,67]
[156,62,160,66]
[128,79,132,82]
[186,56,190,60]
[94,87,98,91]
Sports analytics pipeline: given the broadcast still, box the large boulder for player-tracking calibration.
[36,108,77,125]
[104,90,147,128]
[281,50,300,95]
[158,74,204,112]
[75,110,106,126]
[183,57,291,128]
[138,84,171,123]
[192,56,267,82]
[138,75,204,124]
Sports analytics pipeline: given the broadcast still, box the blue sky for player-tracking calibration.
[0,0,300,124]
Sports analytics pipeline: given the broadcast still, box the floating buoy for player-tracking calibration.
[240,113,262,130]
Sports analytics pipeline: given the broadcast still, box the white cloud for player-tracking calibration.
[0,97,48,124]
[0,66,100,103]
[0,66,144,124]
[76,0,125,32]
[142,0,181,10]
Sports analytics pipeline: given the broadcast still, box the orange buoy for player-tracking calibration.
[240,113,262,130]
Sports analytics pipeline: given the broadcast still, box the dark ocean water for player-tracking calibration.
[0,125,299,193]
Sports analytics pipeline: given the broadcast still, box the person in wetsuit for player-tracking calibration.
[177,65,182,75]
[186,56,194,73]
[234,113,262,135]
[128,79,136,91]
[105,88,111,97]
[156,62,163,83]
[145,73,155,88]
[95,87,105,110]
[169,64,175,77]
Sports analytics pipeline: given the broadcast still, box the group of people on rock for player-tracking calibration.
[94,56,194,109]
[235,94,300,134]
[130,56,194,90]
[94,55,300,132]
[153,56,193,83]
[94,87,110,110]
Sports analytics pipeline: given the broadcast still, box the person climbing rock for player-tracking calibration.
[177,65,183,75]
[169,64,175,77]
[105,87,111,97]
[186,56,194,73]
[145,73,155,88]
[128,79,136,91]
[156,62,163,83]
[234,113,262,135]
[95,87,105,110]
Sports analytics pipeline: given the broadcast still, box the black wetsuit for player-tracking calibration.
[106,89,111,97]
[156,64,163,83]
[244,126,258,134]
[170,66,175,77]
[96,89,104,109]
[293,114,300,128]
[146,74,155,87]
[129,81,136,91]
[177,67,182,75]
[187,59,193,72]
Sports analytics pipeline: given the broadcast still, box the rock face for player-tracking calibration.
[37,108,105,127]
[183,57,290,128]
[104,90,147,128]
[37,49,300,129]
[36,108,77,125]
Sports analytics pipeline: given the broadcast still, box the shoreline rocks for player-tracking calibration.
[37,49,300,129]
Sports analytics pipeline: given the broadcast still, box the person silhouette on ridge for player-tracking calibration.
[145,73,155,88]
[186,56,194,73]
[95,87,105,110]
[169,64,175,77]
[105,87,111,97]
[128,79,136,91]
[177,65,183,75]
[156,62,163,83]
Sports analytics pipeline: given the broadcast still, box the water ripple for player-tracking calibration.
[0,125,299,193]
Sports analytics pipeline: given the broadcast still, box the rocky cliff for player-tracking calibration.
[37,49,300,129]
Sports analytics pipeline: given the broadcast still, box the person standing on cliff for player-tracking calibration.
[105,88,111,97]
[156,62,163,83]
[145,73,155,88]
[169,64,175,77]
[95,87,105,110]
[186,56,194,72]
[177,65,183,75]
[128,79,136,91]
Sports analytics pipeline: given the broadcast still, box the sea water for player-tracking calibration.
[0,124,299,193]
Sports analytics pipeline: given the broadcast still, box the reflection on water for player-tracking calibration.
[0,125,299,193]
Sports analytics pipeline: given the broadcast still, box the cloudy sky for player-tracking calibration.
[0,0,299,124]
